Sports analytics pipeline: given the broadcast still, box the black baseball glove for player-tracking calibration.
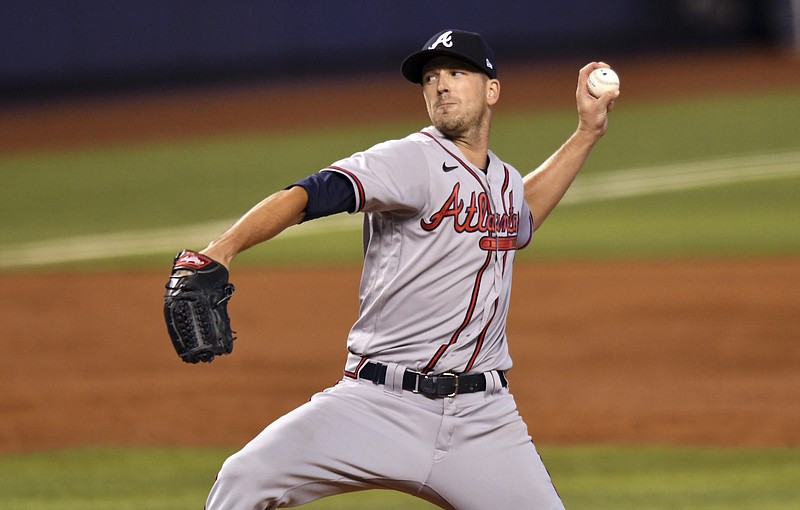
[164,250,235,363]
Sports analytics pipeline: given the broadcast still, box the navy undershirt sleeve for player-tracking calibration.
[290,171,357,222]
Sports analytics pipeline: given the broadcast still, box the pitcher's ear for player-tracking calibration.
[487,79,500,105]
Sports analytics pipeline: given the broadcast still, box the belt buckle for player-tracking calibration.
[440,372,459,397]
[416,372,460,398]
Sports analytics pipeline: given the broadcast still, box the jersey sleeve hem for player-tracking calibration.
[324,166,365,214]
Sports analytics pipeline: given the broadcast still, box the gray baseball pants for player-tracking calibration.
[205,368,565,509]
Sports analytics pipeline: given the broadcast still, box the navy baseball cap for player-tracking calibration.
[401,29,497,84]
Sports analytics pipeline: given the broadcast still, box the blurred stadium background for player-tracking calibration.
[1,0,797,101]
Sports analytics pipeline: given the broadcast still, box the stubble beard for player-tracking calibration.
[433,104,488,142]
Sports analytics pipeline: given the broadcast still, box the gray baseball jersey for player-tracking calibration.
[205,126,565,510]
[327,126,533,377]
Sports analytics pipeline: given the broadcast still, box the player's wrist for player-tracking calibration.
[572,124,604,148]
[200,244,234,269]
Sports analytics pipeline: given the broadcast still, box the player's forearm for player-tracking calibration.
[524,61,617,231]
[523,128,599,230]
[201,187,308,267]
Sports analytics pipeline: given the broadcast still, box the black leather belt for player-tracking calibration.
[357,362,507,398]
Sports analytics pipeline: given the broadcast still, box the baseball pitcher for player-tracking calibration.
[165,29,618,509]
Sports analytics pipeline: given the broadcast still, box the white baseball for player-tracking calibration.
[587,67,620,98]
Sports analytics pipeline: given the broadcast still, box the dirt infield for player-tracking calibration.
[1,49,799,453]
[1,259,799,453]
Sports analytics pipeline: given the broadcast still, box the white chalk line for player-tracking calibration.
[561,150,800,204]
[1,150,799,268]
[0,215,361,269]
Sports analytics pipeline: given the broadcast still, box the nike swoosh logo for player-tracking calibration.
[442,162,459,172]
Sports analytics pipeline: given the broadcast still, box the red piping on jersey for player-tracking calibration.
[518,211,534,249]
[343,355,369,379]
[422,251,493,374]
[327,166,366,212]
[499,164,534,251]
[465,171,507,372]
[481,166,516,254]
[500,166,510,208]
[419,131,510,374]
[419,131,490,194]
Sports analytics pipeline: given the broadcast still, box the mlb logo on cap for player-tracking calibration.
[401,29,497,84]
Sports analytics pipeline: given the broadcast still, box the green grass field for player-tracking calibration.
[1,446,798,509]
[1,89,799,268]
[1,88,799,508]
